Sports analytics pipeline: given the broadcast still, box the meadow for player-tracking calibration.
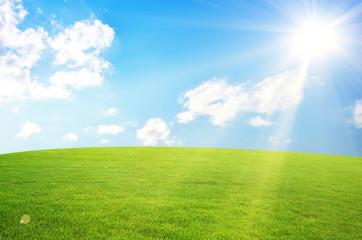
[0,147,361,239]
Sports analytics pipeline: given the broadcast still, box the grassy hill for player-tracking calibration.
[0,147,361,239]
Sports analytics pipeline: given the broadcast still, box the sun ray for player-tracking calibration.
[268,57,310,151]
[330,2,362,27]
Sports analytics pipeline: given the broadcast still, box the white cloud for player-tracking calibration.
[49,19,114,69]
[48,19,114,89]
[268,134,291,145]
[353,99,362,128]
[28,81,72,100]
[0,0,114,101]
[0,2,47,68]
[0,54,31,99]
[83,126,92,132]
[0,54,71,100]
[62,132,78,142]
[86,122,136,134]
[98,125,124,135]
[136,118,170,146]
[49,68,103,89]
[177,70,307,126]
[251,70,304,114]
[248,116,274,127]
[100,139,109,144]
[16,121,42,139]
[177,79,246,126]
[104,107,118,117]
[0,0,48,100]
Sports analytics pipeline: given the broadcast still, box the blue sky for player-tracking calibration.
[0,0,361,156]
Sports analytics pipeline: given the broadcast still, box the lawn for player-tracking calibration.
[0,147,361,239]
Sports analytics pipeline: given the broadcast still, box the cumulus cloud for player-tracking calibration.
[353,99,362,128]
[49,19,114,68]
[251,70,304,114]
[28,81,72,100]
[16,121,42,139]
[0,54,31,99]
[0,0,114,101]
[100,139,109,144]
[248,116,274,127]
[104,107,118,117]
[48,19,114,89]
[62,132,78,142]
[268,134,291,145]
[49,68,103,89]
[0,0,47,100]
[98,125,124,135]
[136,118,171,146]
[177,79,246,126]
[0,2,47,68]
[177,70,307,126]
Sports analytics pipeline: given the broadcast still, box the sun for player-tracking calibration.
[291,21,340,58]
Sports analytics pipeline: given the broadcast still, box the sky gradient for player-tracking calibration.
[0,0,361,156]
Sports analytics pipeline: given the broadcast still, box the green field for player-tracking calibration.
[0,147,361,239]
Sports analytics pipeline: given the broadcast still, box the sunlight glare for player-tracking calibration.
[291,21,339,58]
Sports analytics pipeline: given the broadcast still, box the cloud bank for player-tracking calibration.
[0,0,114,101]
[177,70,306,126]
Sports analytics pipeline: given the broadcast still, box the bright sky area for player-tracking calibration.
[0,0,361,156]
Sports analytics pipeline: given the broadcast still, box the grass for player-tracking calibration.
[0,147,361,239]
